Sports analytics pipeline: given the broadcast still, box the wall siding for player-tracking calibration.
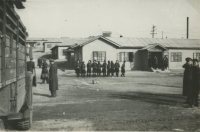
[168,49,200,69]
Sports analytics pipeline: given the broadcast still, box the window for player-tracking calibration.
[62,49,65,56]
[193,53,200,61]
[93,51,106,62]
[171,52,182,62]
[118,52,134,62]
[47,44,52,48]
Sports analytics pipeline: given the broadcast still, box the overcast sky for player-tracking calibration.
[15,0,200,39]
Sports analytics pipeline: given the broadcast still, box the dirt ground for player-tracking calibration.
[18,68,199,131]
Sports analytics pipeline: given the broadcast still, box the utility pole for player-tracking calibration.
[187,17,189,39]
[162,31,163,39]
[150,25,157,38]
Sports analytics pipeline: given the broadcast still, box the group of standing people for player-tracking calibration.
[150,56,168,70]
[75,60,126,77]
[27,58,58,97]
[182,57,200,107]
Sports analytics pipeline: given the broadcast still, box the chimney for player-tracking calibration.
[102,31,112,37]
[187,17,189,39]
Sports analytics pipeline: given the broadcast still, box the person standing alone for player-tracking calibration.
[121,61,126,77]
[49,59,58,97]
[27,57,36,86]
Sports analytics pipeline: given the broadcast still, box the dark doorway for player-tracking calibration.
[148,52,163,69]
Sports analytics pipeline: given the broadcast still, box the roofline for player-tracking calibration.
[117,46,143,49]
[167,47,200,50]
[43,42,62,45]
[50,45,70,50]
[73,35,121,49]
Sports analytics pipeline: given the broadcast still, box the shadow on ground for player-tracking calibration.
[34,92,51,98]
[109,91,186,106]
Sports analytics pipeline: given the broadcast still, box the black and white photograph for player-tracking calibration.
[0,0,200,131]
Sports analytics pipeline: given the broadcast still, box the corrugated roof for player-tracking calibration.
[107,37,200,48]
[27,37,89,46]
[140,43,167,50]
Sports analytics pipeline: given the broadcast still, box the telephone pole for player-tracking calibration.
[150,25,157,38]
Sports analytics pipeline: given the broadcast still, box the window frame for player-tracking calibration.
[193,53,200,61]
[171,52,182,62]
[119,52,129,62]
[93,51,106,62]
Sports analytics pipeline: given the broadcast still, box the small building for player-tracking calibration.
[26,38,48,47]
[73,36,200,70]
[50,45,70,60]
[43,42,62,53]
[64,44,78,69]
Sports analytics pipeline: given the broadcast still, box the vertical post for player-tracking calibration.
[187,17,189,39]
[2,2,6,86]
[162,31,163,39]
[16,15,19,79]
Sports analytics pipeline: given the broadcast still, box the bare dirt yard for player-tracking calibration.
[2,68,200,131]
[26,68,199,131]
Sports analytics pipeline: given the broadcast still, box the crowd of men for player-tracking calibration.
[182,57,200,108]
[75,60,126,77]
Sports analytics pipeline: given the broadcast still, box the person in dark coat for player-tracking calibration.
[121,61,126,77]
[111,61,115,77]
[163,56,168,70]
[182,57,193,105]
[115,60,120,77]
[92,60,97,77]
[37,58,43,68]
[154,56,158,69]
[49,59,58,97]
[97,61,102,77]
[81,61,86,77]
[41,59,49,84]
[27,57,36,86]
[87,60,92,77]
[102,60,107,77]
[107,61,111,77]
[191,59,200,107]
[27,57,35,74]
[75,60,81,77]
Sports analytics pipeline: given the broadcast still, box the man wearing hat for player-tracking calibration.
[191,59,200,107]
[49,59,58,97]
[182,57,193,105]
[27,57,36,86]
